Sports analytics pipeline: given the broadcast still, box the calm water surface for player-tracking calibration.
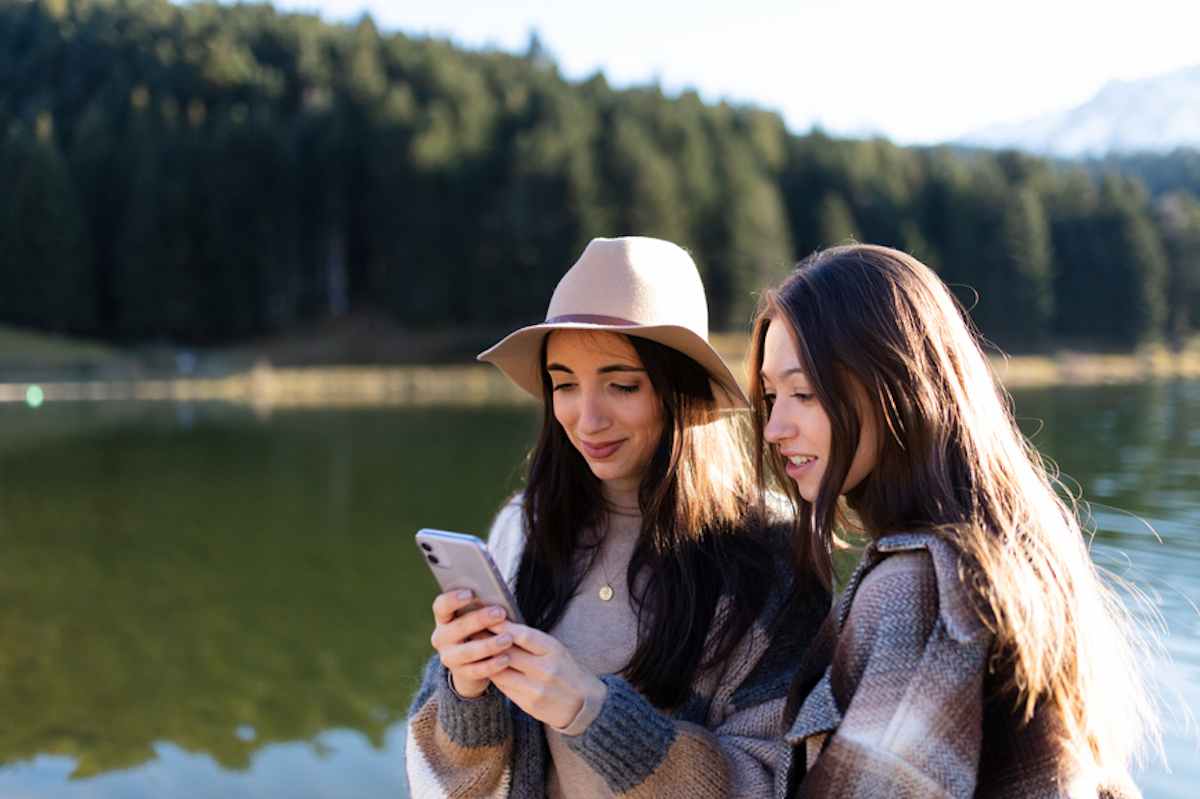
[0,382,1196,798]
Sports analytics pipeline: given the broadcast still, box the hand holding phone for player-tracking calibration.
[415,529,522,623]
[417,529,522,698]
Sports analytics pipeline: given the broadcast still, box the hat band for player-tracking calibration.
[544,313,639,326]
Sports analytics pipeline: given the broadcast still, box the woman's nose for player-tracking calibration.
[763,406,792,444]
[578,390,610,434]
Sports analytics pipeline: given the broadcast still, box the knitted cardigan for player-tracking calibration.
[405,499,830,798]
[780,531,1142,799]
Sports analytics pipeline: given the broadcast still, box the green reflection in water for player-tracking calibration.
[0,403,536,778]
[0,382,1196,799]
[1010,381,1200,539]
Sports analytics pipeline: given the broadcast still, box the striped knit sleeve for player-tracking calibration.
[563,588,826,799]
[404,655,515,798]
[404,500,526,798]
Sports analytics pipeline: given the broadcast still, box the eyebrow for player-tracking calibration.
[546,363,646,375]
[760,367,806,382]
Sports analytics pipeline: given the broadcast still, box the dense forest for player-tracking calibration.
[2,0,1199,352]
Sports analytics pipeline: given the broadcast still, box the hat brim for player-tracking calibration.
[477,321,749,409]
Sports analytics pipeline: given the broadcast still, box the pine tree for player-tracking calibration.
[0,118,94,333]
[814,191,858,247]
[1051,176,1167,347]
[1155,192,1200,348]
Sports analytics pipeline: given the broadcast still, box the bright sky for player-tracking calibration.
[269,0,1200,145]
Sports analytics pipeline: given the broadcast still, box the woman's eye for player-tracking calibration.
[612,383,640,394]
[552,383,576,393]
[763,393,776,409]
[793,392,814,402]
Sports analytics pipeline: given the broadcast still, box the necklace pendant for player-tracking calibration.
[598,584,614,602]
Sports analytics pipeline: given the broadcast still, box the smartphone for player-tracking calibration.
[415,528,524,624]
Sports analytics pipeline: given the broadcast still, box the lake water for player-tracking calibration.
[0,382,1196,797]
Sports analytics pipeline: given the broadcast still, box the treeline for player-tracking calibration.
[1097,149,1200,200]
[2,0,1200,351]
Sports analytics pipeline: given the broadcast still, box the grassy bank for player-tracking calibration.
[5,346,1200,410]
[5,323,1200,409]
[0,324,131,370]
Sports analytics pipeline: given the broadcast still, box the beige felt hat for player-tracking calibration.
[477,236,748,409]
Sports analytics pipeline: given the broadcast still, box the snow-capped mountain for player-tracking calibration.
[959,65,1200,158]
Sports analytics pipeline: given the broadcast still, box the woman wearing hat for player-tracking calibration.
[405,237,830,798]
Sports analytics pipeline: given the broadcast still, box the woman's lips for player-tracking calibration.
[580,439,624,460]
[784,455,818,479]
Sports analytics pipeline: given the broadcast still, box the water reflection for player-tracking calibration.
[5,726,409,798]
[0,383,1195,798]
[1011,382,1200,796]
[0,402,536,793]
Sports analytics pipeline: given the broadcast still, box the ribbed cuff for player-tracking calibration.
[553,676,608,737]
[564,675,677,793]
[436,667,511,748]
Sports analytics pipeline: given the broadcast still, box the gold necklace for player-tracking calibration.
[596,504,637,602]
[596,540,615,602]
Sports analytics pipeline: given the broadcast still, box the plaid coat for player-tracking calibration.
[780,532,1141,799]
[405,500,830,798]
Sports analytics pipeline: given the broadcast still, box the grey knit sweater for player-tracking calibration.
[404,499,829,798]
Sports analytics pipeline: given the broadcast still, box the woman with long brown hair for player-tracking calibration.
[749,244,1157,797]
[406,237,829,798]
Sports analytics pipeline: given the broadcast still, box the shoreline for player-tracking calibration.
[4,347,1200,410]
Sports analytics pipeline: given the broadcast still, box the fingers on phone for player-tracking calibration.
[431,605,508,651]
[451,605,506,641]
[490,622,552,656]
[457,653,511,682]
[443,631,513,668]
[432,589,474,624]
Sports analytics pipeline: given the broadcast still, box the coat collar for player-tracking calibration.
[859,532,989,644]
[784,531,989,747]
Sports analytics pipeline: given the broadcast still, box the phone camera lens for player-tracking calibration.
[427,554,440,565]
[420,542,433,552]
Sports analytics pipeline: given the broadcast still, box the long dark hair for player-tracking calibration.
[749,244,1157,771]
[513,331,773,708]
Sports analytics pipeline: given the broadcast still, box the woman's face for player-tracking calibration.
[759,319,878,503]
[545,331,664,496]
